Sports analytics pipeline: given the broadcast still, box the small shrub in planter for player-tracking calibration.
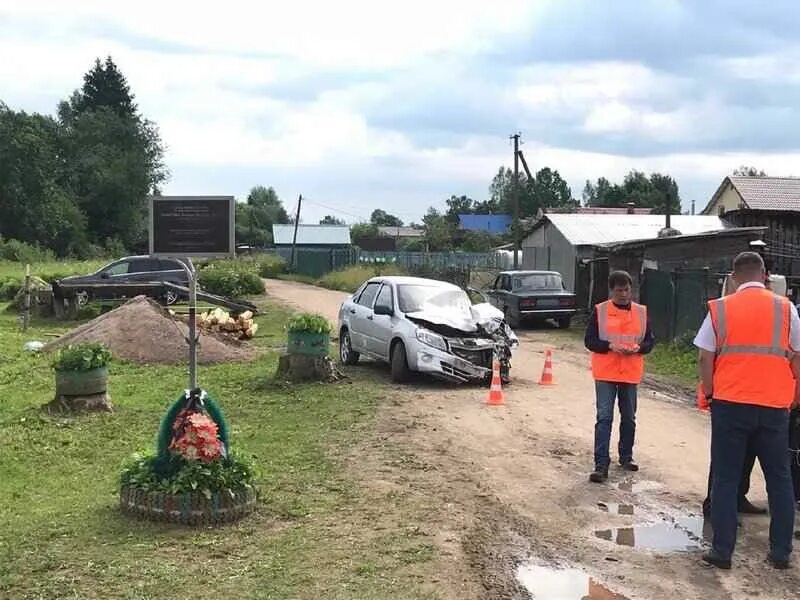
[50,342,113,412]
[119,391,257,525]
[286,313,332,356]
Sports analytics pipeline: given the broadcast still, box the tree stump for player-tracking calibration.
[275,354,343,383]
[46,392,114,414]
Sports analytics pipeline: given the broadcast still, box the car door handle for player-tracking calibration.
[367,315,373,320]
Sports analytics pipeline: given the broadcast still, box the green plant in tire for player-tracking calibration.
[52,342,112,372]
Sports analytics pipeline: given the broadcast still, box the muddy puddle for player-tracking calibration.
[617,479,663,493]
[517,563,629,599]
[594,515,709,552]
[597,502,636,515]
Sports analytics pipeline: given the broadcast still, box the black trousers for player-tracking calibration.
[704,407,800,512]
[703,442,757,513]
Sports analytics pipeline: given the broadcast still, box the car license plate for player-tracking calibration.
[537,299,558,307]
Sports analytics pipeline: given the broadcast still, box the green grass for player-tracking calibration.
[645,339,697,385]
[0,270,436,599]
[279,265,406,294]
[0,259,107,282]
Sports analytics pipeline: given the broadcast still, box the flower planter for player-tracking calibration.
[287,331,329,356]
[54,367,108,397]
[120,485,257,526]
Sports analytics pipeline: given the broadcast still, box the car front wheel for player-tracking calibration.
[162,289,179,306]
[504,306,520,329]
[390,341,411,383]
[340,329,360,365]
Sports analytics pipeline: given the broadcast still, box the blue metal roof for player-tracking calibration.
[458,214,512,234]
[272,224,351,245]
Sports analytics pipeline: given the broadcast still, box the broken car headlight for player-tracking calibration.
[415,328,448,352]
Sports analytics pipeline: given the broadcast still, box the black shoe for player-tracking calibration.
[738,498,768,515]
[589,468,609,483]
[702,552,732,570]
[619,461,639,472]
[768,554,790,570]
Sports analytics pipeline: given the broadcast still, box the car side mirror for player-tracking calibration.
[100,272,110,279]
[374,304,393,316]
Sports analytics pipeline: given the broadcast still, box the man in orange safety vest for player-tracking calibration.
[586,270,654,483]
[695,251,800,570]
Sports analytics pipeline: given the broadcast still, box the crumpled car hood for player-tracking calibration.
[405,302,505,334]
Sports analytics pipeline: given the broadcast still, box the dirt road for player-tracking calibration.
[266,279,800,600]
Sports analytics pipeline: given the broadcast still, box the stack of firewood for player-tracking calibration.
[167,308,258,339]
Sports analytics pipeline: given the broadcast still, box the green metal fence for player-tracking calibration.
[641,269,712,342]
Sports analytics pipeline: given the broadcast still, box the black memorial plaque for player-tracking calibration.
[150,196,234,257]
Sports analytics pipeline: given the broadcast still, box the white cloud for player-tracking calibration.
[2,0,800,223]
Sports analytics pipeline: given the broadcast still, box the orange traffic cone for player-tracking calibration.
[539,349,555,385]
[486,359,505,405]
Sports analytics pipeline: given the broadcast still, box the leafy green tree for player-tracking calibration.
[733,165,766,177]
[489,165,575,217]
[585,171,680,213]
[0,105,87,256]
[422,208,454,251]
[319,215,345,225]
[350,222,379,248]
[235,186,290,247]
[444,194,475,224]
[460,231,499,252]
[59,56,167,251]
[370,209,403,227]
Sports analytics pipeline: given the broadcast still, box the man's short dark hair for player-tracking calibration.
[733,251,765,276]
[608,270,633,289]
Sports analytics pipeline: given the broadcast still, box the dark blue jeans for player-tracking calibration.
[710,400,795,561]
[594,381,637,470]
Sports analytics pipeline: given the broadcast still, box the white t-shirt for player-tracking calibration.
[693,281,800,352]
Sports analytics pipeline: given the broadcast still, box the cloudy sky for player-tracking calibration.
[3,0,800,223]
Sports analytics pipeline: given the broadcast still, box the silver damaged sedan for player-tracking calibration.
[337,276,518,383]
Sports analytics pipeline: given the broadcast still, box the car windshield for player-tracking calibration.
[397,285,472,314]
[511,273,563,291]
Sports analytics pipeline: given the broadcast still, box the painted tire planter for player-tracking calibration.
[120,485,257,525]
[54,367,108,397]
[287,331,330,356]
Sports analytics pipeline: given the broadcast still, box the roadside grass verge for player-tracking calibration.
[645,334,697,386]
[280,265,406,293]
[0,288,436,598]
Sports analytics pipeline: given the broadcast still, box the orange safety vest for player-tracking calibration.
[709,287,794,409]
[591,301,647,384]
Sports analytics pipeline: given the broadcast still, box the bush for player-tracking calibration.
[317,264,405,293]
[198,260,264,297]
[0,276,21,301]
[286,312,332,335]
[120,451,255,495]
[52,342,112,372]
[0,237,56,263]
[255,254,286,278]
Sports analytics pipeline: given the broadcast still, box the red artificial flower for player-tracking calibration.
[169,411,222,463]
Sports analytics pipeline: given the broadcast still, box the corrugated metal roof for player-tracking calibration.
[377,226,425,238]
[272,224,351,245]
[729,176,800,211]
[541,214,729,246]
[458,214,513,233]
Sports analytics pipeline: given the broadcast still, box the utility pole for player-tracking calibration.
[290,194,302,271]
[511,133,521,269]
[691,199,696,215]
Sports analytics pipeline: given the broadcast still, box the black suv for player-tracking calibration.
[55,256,192,306]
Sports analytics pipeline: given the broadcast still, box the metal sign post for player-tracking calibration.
[149,195,235,391]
